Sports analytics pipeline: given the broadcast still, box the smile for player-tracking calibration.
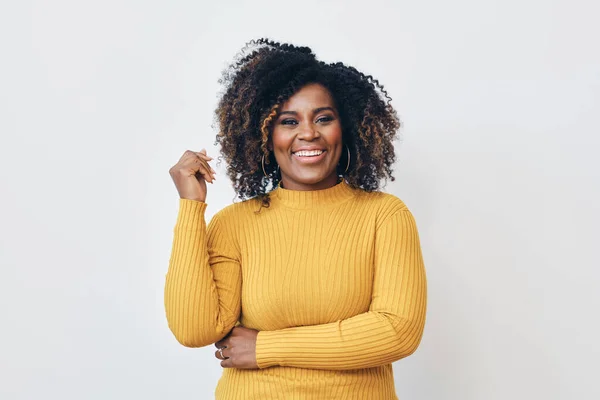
[293,150,324,157]
[292,149,327,163]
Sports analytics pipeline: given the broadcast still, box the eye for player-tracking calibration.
[316,115,334,123]
[281,119,298,125]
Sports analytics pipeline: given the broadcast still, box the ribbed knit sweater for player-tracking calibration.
[164,180,427,399]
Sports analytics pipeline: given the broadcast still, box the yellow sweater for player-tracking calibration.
[165,180,427,399]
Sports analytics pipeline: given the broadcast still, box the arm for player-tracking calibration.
[255,209,427,370]
[164,199,242,347]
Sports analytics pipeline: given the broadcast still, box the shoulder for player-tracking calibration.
[206,198,260,246]
[354,188,409,212]
[352,188,411,226]
[209,197,262,225]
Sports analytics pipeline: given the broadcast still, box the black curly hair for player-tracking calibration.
[214,38,401,207]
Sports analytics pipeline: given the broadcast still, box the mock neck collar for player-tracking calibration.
[271,179,357,209]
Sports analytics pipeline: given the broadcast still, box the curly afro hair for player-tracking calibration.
[214,38,401,207]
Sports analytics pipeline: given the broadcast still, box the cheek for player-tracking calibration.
[328,124,344,163]
[270,129,292,155]
[326,122,343,145]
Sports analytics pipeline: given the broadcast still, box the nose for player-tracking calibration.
[297,122,320,141]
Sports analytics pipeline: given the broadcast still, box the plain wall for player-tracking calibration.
[1,0,599,398]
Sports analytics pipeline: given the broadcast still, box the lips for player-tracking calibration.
[291,148,327,164]
[293,149,324,157]
[292,146,326,154]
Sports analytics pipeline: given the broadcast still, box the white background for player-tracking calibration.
[1,0,599,399]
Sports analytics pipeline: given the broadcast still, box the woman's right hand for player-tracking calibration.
[169,149,216,203]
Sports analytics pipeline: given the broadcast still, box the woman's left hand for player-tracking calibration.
[214,326,259,369]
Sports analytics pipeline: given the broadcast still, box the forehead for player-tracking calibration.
[281,83,335,110]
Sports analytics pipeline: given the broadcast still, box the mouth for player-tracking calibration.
[292,149,325,157]
[291,149,327,163]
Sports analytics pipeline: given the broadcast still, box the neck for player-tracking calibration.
[272,178,355,209]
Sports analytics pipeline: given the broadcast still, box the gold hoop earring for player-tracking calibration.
[261,154,268,176]
[261,154,279,177]
[344,145,351,173]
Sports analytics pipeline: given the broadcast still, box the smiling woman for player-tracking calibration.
[214,38,401,208]
[165,38,427,400]
[270,83,343,191]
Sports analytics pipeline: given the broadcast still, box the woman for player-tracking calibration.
[165,38,427,399]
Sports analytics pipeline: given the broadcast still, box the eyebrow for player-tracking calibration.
[279,107,337,116]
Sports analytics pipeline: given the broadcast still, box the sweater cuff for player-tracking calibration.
[255,330,281,369]
[175,198,208,231]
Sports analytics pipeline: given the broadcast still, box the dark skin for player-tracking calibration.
[214,327,259,368]
[270,83,343,191]
[214,83,343,368]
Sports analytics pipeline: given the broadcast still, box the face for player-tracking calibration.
[270,83,343,191]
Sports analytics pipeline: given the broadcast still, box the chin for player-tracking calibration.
[289,169,338,185]
[290,170,323,181]
[295,175,325,184]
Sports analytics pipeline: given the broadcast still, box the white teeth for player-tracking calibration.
[294,150,323,157]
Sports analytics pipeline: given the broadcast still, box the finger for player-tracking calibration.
[197,148,214,162]
[187,160,212,182]
[191,156,214,176]
[194,161,215,183]
[195,157,216,181]
[193,166,214,184]
[195,151,213,161]
[179,150,200,163]
[203,162,217,175]
[195,154,216,174]
[196,154,215,167]
[220,358,233,368]
[194,156,211,172]
[214,348,229,360]
[178,150,213,165]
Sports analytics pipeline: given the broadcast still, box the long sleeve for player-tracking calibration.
[255,209,427,370]
[164,199,242,348]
